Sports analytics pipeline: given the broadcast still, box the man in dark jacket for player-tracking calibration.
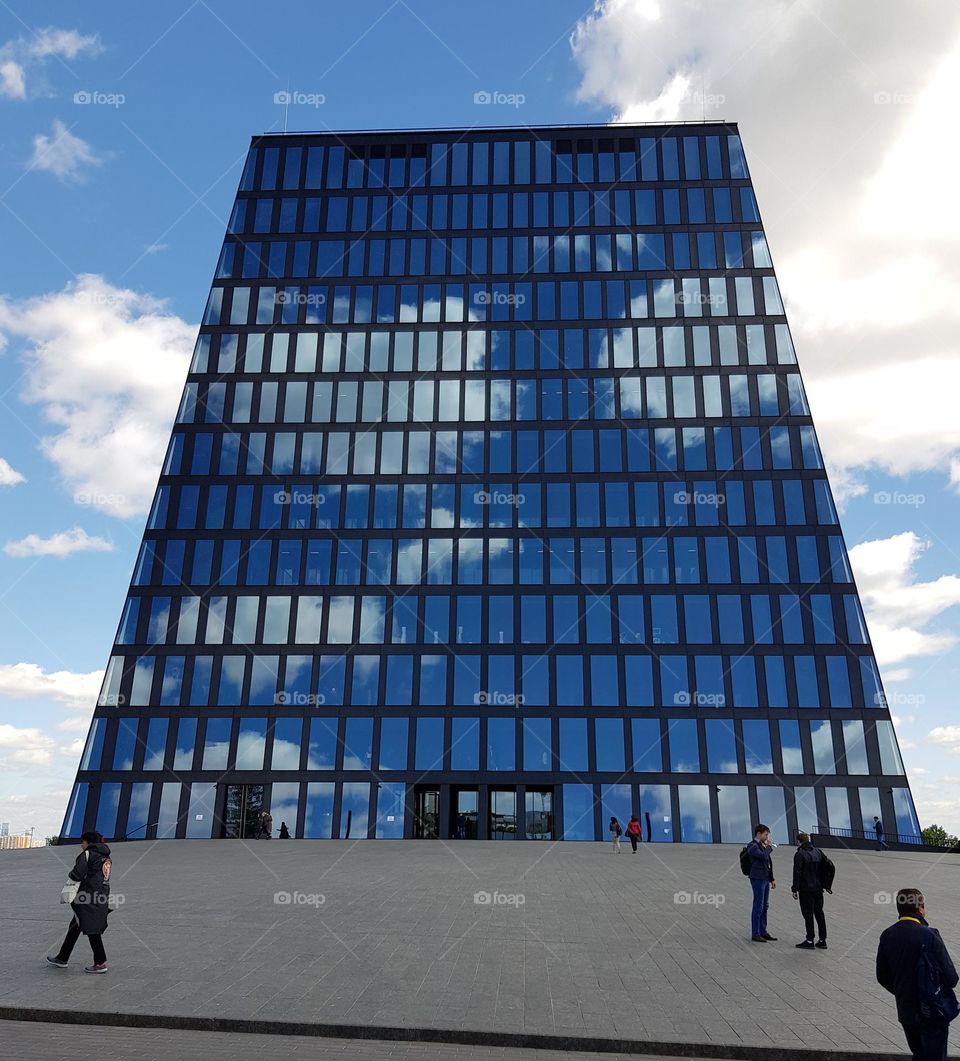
[46,831,113,974]
[746,824,777,942]
[874,816,889,850]
[791,832,829,949]
[877,887,957,1061]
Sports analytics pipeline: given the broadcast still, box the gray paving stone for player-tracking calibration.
[1,840,959,1057]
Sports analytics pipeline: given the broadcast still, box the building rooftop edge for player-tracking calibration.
[251,119,737,142]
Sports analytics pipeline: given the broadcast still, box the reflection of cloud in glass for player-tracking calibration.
[271,738,300,770]
[326,597,355,643]
[235,730,266,770]
[359,597,385,642]
[395,540,423,584]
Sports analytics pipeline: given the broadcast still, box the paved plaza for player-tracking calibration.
[1,839,958,1058]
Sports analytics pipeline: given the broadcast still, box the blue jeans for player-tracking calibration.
[750,879,770,937]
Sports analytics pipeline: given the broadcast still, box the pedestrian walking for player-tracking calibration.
[744,823,777,942]
[791,831,833,949]
[257,809,273,839]
[877,887,958,1060]
[46,831,113,974]
[875,816,890,851]
[626,815,642,853]
[609,816,622,852]
[278,821,291,839]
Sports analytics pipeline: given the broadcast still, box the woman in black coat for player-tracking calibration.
[46,831,113,973]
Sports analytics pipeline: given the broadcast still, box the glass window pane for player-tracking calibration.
[270,781,300,839]
[562,784,595,841]
[376,782,405,838]
[639,784,672,842]
[340,782,369,839]
[717,786,750,843]
[678,785,712,842]
[186,782,217,839]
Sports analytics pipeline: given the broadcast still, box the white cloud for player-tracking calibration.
[928,726,960,750]
[0,723,55,767]
[569,1,960,496]
[56,717,92,734]
[28,28,101,60]
[882,668,912,684]
[0,59,25,99]
[0,27,100,100]
[0,662,103,710]
[0,456,25,485]
[3,526,113,558]
[29,119,100,181]
[848,532,960,665]
[0,274,195,517]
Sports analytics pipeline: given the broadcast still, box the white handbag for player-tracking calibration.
[60,850,88,904]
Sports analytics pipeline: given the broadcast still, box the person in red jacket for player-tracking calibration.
[626,815,642,853]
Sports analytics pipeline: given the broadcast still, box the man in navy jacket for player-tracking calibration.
[877,888,957,1061]
[746,823,777,942]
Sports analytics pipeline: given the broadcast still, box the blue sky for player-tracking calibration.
[1,1,959,838]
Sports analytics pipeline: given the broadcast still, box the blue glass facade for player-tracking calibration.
[62,123,919,843]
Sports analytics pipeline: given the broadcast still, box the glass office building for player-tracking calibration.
[62,123,919,843]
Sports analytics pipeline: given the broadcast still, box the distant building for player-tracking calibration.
[63,122,918,844]
[0,832,41,850]
[0,822,9,837]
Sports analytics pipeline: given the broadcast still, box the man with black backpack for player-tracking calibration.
[877,887,958,1061]
[791,831,833,950]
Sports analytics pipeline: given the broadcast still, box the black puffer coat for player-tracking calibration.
[69,842,113,935]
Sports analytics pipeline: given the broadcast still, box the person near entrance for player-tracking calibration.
[875,816,889,850]
[256,809,273,839]
[626,815,642,853]
[746,823,777,942]
[278,821,290,839]
[609,816,622,852]
[46,831,113,974]
[877,887,958,1061]
[791,832,832,949]
[456,812,467,839]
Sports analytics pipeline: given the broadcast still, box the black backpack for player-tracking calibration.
[918,929,960,1024]
[739,845,752,876]
[817,851,836,890]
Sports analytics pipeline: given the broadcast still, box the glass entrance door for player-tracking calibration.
[525,789,554,840]
[222,784,264,838]
[413,787,440,838]
[452,789,478,838]
[489,789,517,840]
